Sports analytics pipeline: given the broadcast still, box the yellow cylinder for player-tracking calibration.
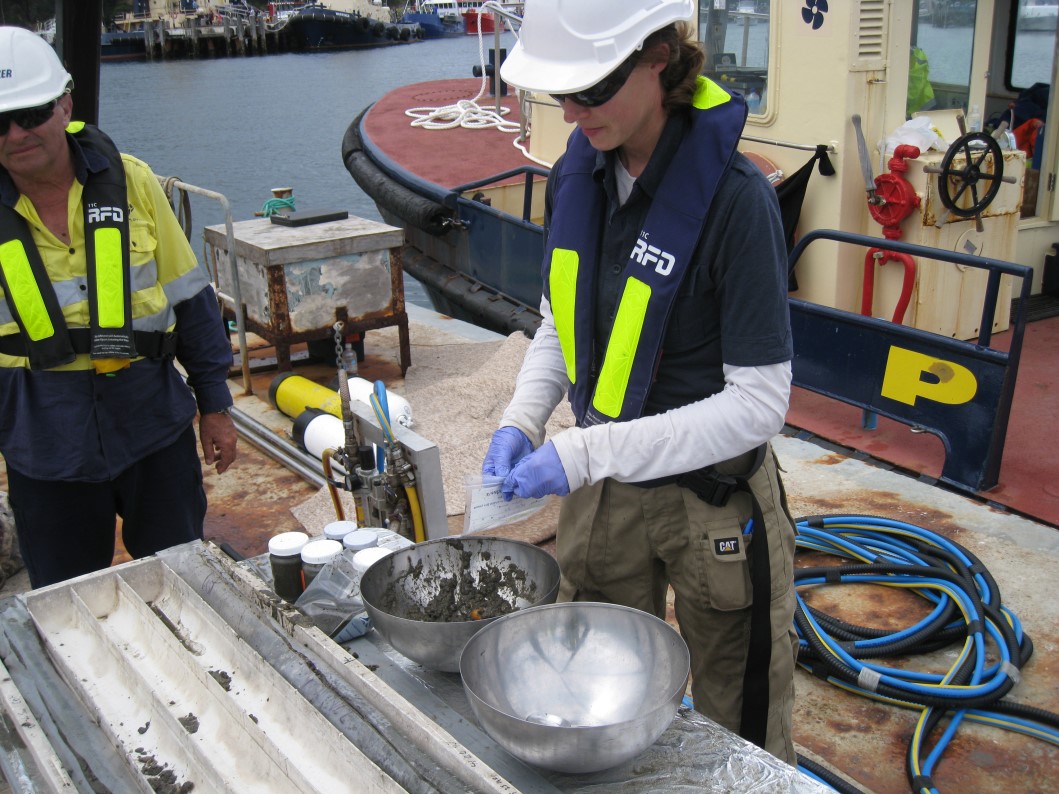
[269,373,342,419]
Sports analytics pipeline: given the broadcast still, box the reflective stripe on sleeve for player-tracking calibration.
[132,302,176,333]
[159,261,210,306]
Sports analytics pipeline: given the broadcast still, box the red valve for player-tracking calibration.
[868,145,921,238]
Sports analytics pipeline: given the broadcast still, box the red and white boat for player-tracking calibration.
[461,3,496,35]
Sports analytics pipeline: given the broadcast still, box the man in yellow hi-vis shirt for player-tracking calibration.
[0,27,237,588]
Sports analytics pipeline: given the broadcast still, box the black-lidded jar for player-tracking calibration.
[268,531,309,602]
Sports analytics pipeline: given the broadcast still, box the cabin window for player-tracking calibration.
[910,1,979,116]
[1005,1,1056,218]
[1007,1,1056,92]
[701,1,770,115]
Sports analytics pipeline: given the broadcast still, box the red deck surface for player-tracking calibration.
[787,315,1059,527]
[363,78,533,191]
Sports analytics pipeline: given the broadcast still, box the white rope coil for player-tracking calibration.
[402,2,553,168]
[404,2,521,136]
[405,97,518,132]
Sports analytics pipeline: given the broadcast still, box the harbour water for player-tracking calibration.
[99,33,518,308]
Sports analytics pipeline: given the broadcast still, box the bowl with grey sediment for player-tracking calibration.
[459,601,690,774]
[358,536,561,673]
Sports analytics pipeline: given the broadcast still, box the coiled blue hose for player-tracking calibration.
[792,514,1059,794]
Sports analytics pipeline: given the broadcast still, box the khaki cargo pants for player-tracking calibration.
[556,445,799,764]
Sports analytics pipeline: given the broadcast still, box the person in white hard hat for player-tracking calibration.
[482,0,798,763]
[0,27,237,588]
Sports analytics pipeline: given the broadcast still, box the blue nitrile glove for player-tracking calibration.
[332,613,372,644]
[501,442,570,501]
[482,426,534,478]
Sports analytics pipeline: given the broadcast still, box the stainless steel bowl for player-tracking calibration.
[460,602,690,774]
[359,536,560,673]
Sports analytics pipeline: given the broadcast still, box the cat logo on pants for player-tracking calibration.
[880,346,978,406]
[713,537,741,556]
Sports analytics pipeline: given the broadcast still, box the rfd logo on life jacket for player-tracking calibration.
[86,204,124,224]
[630,234,676,276]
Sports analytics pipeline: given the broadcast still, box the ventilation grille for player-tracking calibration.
[853,0,887,70]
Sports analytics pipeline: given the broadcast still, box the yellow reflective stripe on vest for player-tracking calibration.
[0,240,55,341]
[93,227,125,328]
[550,247,579,383]
[593,277,651,418]
[692,76,732,111]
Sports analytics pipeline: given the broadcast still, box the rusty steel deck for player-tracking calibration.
[1,307,1056,793]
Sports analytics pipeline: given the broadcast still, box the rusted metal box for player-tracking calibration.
[204,215,410,371]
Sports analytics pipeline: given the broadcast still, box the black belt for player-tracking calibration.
[0,329,178,359]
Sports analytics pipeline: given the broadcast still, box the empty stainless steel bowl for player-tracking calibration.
[358,536,561,672]
[460,602,690,774]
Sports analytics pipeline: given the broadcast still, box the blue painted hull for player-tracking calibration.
[400,11,463,38]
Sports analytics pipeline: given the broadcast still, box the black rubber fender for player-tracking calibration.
[341,109,454,237]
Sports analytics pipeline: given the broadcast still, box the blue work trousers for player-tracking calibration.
[7,425,206,588]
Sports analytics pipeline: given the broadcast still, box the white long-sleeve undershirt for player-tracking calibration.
[499,296,791,490]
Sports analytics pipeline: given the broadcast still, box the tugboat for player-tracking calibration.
[343,0,1059,504]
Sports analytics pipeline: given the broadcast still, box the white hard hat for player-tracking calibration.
[501,0,695,94]
[0,27,72,113]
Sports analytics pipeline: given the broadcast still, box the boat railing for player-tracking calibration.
[787,228,1032,494]
[449,164,549,224]
[481,1,522,31]
[157,176,253,397]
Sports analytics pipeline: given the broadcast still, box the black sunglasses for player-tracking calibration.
[550,56,639,108]
[0,99,58,136]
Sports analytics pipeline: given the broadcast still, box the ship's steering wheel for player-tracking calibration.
[935,131,1004,218]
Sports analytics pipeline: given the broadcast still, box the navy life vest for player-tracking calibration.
[546,77,746,426]
[0,123,136,370]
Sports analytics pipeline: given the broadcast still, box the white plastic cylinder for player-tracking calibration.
[301,413,347,473]
[345,377,414,428]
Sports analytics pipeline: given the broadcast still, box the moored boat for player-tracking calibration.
[400,0,499,38]
[339,5,1059,789]
[100,28,149,61]
[268,1,421,50]
[462,8,495,35]
[398,1,464,38]
[343,1,1059,514]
